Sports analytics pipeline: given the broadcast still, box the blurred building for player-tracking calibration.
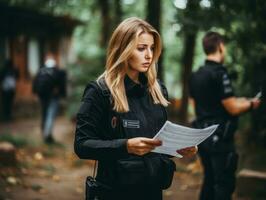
[0,3,81,118]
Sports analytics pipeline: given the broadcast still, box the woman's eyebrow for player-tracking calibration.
[137,43,154,46]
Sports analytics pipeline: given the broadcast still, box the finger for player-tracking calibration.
[187,146,197,153]
[177,150,191,156]
[177,146,197,155]
[177,148,191,154]
[142,138,162,146]
[178,146,196,153]
[131,141,156,150]
[176,149,187,155]
[182,146,194,150]
[138,144,157,151]
[135,148,151,156]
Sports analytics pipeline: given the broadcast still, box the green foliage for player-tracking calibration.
[208,1,266,144]
[5,0,266,144]
[66,52,105,118]
[122,0,146,19]
[0,133,28,148]
[169,0,266,143]
[162,1,183,97]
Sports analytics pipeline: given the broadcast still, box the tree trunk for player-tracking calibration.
[249,61,266,145]
[98,0,110,48]
[146,0,163,80]
[178,32,197,125]
[178,0,199,125]
[114,0,122,26]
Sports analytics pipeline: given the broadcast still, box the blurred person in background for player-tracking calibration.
[189,31,261,200]
[0,59,18,121]
[33,54,67,143]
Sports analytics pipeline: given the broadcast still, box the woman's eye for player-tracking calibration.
[137,47,145,51]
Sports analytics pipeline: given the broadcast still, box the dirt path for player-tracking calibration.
[0,117,202,200]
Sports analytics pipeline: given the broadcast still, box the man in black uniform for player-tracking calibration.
[189,31,260,200]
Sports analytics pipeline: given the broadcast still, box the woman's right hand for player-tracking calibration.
[127,137,162,156]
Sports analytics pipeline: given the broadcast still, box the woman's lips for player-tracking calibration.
[143,62,151,66]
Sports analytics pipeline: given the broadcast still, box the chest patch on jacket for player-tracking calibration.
[122,119,140,128]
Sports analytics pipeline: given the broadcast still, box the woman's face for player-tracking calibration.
[127,32,154,81]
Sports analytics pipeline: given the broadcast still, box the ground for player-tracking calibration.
[0,116,246,200]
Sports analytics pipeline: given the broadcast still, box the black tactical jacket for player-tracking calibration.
[74,75,175,189]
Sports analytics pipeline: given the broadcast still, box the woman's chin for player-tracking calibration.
[139,67,149,72]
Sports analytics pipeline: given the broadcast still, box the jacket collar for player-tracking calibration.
[205,59,222,66]
[205,59,226,71]
[124,73,148,96]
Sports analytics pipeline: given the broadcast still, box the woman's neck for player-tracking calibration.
[127,71,140,84]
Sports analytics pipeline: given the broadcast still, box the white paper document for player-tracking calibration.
[152,121,218,158]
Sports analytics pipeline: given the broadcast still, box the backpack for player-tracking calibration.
[1,74,16,91]
[33,67,56,97]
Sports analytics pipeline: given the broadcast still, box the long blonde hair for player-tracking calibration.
[98,17,169,112]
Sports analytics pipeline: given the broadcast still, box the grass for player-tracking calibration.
[0,133,28,148]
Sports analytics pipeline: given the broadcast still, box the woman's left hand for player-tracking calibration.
[177,146,198,157]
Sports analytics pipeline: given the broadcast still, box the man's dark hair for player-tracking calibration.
[202,31,224,55]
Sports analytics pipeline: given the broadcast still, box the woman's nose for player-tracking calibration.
[145,49,152,59]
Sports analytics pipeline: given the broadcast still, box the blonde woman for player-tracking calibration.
[74,17,196,200]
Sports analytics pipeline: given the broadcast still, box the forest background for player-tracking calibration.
[3,0,266,168]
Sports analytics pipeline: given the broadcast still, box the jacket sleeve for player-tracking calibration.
[74,84,128,161]
[215,69,235,100]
